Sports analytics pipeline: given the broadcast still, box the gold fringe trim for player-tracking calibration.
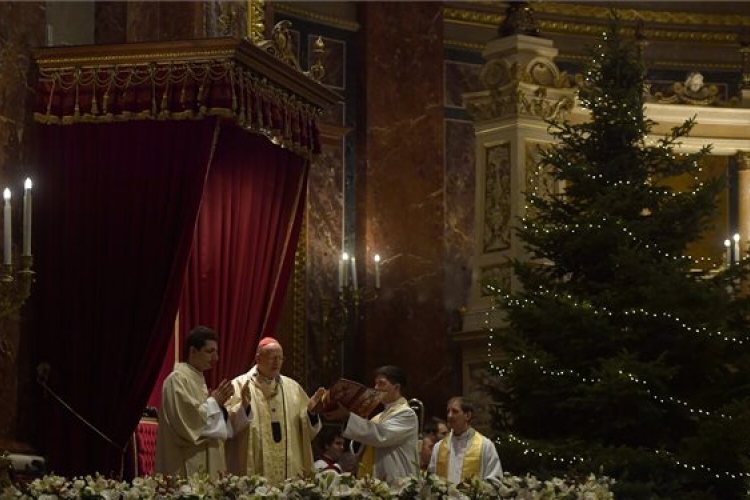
[34,61,321,160]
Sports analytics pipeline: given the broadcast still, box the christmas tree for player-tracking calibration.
[489,14,750,500]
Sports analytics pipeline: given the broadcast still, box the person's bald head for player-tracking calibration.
[256,336,284,379]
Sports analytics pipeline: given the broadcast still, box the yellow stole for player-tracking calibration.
[435,429,483,481]
[358,397,409,477]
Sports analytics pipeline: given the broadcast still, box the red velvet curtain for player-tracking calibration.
[175,126,309,389]
[32,118,218,477]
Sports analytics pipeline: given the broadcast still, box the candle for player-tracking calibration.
[338,256,344,291]
[3,188,11,266]
[23,178,31,257]
[342,252,350,287]
[734,233,741,263]
[725,239,732,267]
[351,256,358,289]
[374,254,381,289]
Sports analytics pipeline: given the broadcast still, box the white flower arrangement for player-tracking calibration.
[1,472,614,500]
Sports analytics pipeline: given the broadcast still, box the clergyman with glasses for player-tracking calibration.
[225,336,326,483]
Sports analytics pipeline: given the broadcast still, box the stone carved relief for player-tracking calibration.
[465,47,574,122]
[464,360,507,433]
[465,55,574,122]
[481,57,570,90]
[649,71,730,106]
[465,87,574,122]
[525,140,557,219]
[480,263,511,296]
[483,143,511,253]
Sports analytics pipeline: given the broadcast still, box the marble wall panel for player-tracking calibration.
[319,102,346,128]
[444,119,475,332]
[159,2,206,40]
[309,35,346,90]
[205,0,248,38]
[95,2,127,45]
[358,2,456,416]
[126,2,205,42]
[306,139,345,389]
[445,60,482,108]
[126,2,160,42]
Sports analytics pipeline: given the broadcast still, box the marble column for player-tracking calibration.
[125,1,207,42]
[461,33,576,333]
[736,151,750,260]
[355,2,451,415]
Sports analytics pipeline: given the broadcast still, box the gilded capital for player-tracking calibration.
[736,151,750,170]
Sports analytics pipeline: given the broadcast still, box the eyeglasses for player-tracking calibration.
[262,354,285,363]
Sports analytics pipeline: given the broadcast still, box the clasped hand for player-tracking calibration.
[211,379,234,406]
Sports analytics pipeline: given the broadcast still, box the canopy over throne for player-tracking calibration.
[30,35,338,478]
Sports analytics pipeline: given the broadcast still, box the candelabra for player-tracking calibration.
[0,256,34,318]
[0,452,11,488]
[318,253,381,382]
[0,178,34,318]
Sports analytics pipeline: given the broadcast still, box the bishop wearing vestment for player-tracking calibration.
[225,337,325,483]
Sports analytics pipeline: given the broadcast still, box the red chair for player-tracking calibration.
[132,417,158,476]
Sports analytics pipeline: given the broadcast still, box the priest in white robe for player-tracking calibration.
[155,326,250,478]
[325,365,419,484]
[225,337,325,484]
[428,396,503,483]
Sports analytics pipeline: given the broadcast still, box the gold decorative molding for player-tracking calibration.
[33,38,342,160]
[255,21,326,84]
[447,40,742,72]
[257,20,303,73]
[34,38,341,108]
[444,4,750,44]
[445,39,486,52]
[247,0,267,43]
[274,2,360,32]
[290,207,307,384]
[307,36,325,83]
[443,7,501,28]
[34,38,340,117]
[533,3,750,28]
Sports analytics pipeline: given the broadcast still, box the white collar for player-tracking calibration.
[383,396,406,409]
[451,427,474,442]
[250,365,280,384]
